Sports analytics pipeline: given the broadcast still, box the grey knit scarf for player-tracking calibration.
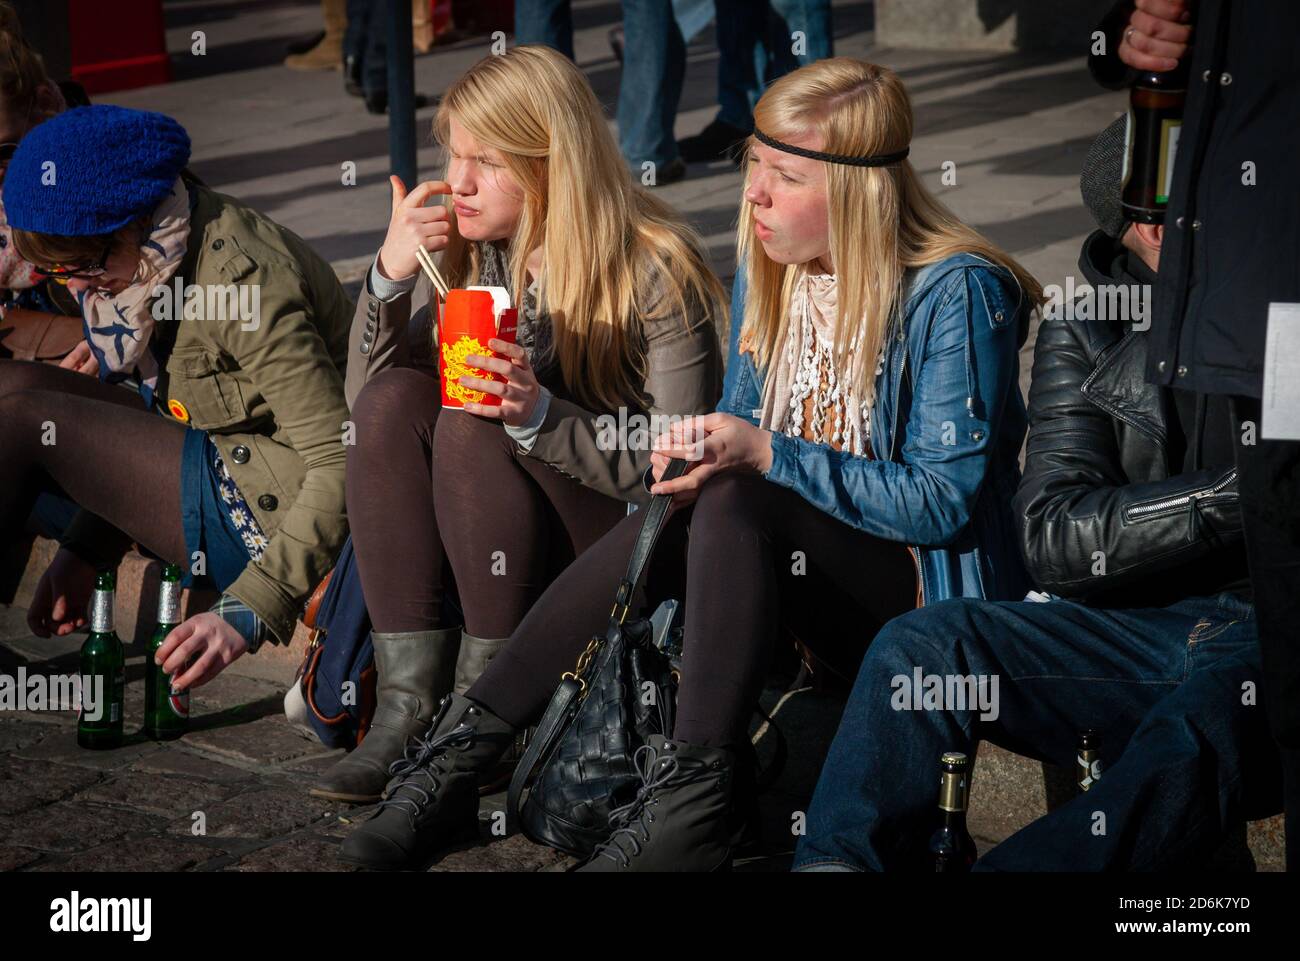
[475,240,554,371]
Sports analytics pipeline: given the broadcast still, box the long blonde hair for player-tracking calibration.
[738,58,1043,402]
[433,45,725,412]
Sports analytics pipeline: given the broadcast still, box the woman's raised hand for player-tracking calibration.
[377,175,453,281]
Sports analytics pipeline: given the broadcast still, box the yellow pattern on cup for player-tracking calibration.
[443,334,490,404]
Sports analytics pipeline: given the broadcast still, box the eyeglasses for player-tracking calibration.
[33,240,115,284]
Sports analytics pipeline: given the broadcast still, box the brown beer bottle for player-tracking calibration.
[1077,729,1102,792]
[929,751,978,872]
[1121,47,1191,223]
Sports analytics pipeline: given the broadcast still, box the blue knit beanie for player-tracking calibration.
[2,105,192,236]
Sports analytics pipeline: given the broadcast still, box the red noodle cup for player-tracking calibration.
[438,286,519,409]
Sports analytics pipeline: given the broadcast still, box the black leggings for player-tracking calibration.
[468,469,918,747]
[0,359,188,564]
[345,367,628,637]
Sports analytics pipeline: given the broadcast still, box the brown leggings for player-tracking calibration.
[0,359,188,564]
[468,470,918,748]
[345,366,628,637]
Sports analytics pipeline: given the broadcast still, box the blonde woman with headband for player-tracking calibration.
[338,56,1043,871]
[314,45,726,809]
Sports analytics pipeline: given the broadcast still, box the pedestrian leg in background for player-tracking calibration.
[343,0,374,96]
[617,0,687,182]
[1233,395,1300,871]
[680,0,831,164]
[514,0,575,59]
[361,0,390,113]
[286,0,348,71]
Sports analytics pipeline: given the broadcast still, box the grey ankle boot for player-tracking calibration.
[575,736,735,873]
[338,692,515,869]
[453,630,509,695]
[310,628,459,803]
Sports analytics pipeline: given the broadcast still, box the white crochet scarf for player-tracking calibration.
[756,268,887,456]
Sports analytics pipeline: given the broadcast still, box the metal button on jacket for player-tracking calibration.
[231,445,251,464]
[211,239,224,251]
[257,494,278,511]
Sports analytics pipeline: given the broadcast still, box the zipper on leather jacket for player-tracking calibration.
[1123,469,1237,523]
[908,545,925,607]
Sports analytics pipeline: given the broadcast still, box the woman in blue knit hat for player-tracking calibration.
[0,104,355,693]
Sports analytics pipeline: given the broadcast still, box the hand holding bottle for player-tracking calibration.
[1119,0,1193,72]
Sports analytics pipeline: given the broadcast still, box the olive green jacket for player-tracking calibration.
[63,182,354,645]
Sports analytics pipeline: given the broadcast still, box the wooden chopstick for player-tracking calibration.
[414,244,449,301]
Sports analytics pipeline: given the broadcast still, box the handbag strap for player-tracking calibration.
[610,458,688,623]
[506,676,582,838]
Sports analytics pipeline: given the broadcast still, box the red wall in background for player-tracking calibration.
[68,0,172,94]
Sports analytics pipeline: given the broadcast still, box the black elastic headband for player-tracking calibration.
[753,128,909,167]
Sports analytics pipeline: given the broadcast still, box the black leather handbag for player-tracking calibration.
[506,458,689,857]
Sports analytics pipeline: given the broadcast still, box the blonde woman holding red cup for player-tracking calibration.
[314,45,726,805]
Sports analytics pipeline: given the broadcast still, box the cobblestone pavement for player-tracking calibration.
[0,604,855,871]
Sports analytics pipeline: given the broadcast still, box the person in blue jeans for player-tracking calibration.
[794,119,1283,872]
[516,0,687,180]
[679,0,833,165]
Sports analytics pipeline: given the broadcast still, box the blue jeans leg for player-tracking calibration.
[975,595,1278,871]
[617,0,686,170]
[514,0,575,59]
[793,593,1266,872]
[713,0,832,131]
[362,0,388,97]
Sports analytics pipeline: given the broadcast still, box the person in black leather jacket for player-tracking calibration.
[1092,0,1300,872]
[793,118,1280,872]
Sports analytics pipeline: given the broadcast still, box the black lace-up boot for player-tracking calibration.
[574,736,735,873]
[338,693,514,870]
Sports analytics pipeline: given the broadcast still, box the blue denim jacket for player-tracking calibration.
[720,253,1032,604]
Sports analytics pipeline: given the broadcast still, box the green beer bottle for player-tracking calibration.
[78,570,125,750]
[145,565,188,740]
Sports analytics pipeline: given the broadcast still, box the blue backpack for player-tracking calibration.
[293,537,462,751]
[295,536,376,750]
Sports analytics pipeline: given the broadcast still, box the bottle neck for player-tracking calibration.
[157,579,181,626]
[938,770,969,816]
[89,588,115,634]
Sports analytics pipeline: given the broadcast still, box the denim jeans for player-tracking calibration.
[515,0,684,169]
[345,0,388,97]
[793,591,1280,871]
[714,0,832,131]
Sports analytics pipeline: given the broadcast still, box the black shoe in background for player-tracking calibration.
[344,55,363,97]
[679,119,751,165]
[365,91,433,115]
[656,155,688,184]
[287,30,326,56]
[608,26,625,63]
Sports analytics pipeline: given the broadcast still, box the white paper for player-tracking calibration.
[1262,302,1300,440]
